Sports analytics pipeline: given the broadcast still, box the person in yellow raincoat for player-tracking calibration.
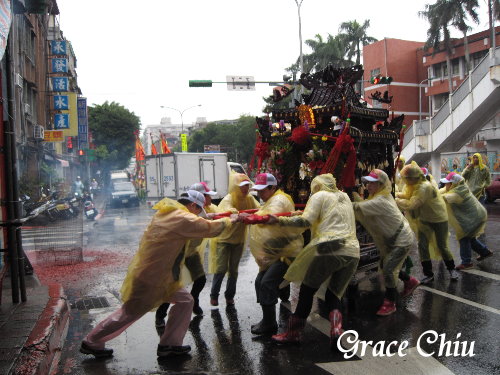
[395,162,459,284]
[80,190,236,359]
[462,153,491,204]
[247,173,304,335]
[210,173,260,306]
[266,174,360,348]
[352,169,419,316]
[155,183,220,331]
[440,172,493,269]
[421,167,439,189]
[395,156,406,193]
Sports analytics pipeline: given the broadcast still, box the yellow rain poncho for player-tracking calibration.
[395,156,406,193]
[249,190,304,271]
[120,198,230,315]
[462,153,491,199]
[208,172,260,273]
[441,179,487,240]
[395,162,448,260]
[278,174,360,283]
[182,203,220,282]
[352,169,414,257]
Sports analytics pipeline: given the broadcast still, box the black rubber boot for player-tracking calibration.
[420,260,434,284]
[251,304,278,335]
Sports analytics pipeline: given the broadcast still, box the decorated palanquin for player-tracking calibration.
[250,65,406,270]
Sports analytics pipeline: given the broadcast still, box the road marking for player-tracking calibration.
[307,314,455,375]
[462,268,500,281]
[419,285,500,315]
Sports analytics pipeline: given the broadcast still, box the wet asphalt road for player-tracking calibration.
[32,200,500,375]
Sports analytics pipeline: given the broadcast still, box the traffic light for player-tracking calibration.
[370,75,393,85]
[78,149,85,156]
[189,80,213,87]
[66,136,73,153]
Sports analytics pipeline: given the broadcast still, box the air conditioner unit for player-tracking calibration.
[24,103,31,114]
[15,74,23,88]
[33,125,44,140]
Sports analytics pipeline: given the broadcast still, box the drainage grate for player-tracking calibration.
[71,297,110,311]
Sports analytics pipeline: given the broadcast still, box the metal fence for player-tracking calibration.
[32,213,84,266]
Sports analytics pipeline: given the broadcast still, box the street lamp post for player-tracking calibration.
[160,104,202,136]
[418,78,433,121]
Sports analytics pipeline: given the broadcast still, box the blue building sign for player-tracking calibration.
[50,40,67,55]
[54,114,70,129]
[77,98,88,148]
[54,95,69,110]
[51,58,68,73]
[51,77,69,92]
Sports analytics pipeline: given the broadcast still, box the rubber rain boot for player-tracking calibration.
[251,304,278,335]
[329,309,344,351]
[271,314,305,344]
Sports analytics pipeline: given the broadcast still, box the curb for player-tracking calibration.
[12,284,70,375]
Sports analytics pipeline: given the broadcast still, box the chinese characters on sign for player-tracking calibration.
[181,134,188,152]
[50,40,67,55]
[51,58,68,73]
[54,95,69,110]
[44,130,64,142]
[77,98,88,149]
[54,114,69,129]
[51,77,69,91]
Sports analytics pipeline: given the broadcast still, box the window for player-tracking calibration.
[471,50,488,68]
[451,58,459,75]
[433,93,449,111]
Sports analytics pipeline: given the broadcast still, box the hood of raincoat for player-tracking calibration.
[395,156,406,170]
[473,152,486,170]
[152,197,189,214]
[311,173,339,194]
[228,171,256,210]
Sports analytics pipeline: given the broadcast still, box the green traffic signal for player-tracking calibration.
[189,80,213,87]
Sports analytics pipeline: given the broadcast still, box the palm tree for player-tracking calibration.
[419,1,455,94]
[303,33,350,72]
[449,0,480,73]
[338,20,377,65]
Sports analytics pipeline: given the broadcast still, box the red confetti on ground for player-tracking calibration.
[28,248,132,286]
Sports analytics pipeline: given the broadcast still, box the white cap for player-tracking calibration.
[238,179,252,187]
[190,182,217,196]
[440,172,463,184]
[252,173,277,190]
[185,190,207,216]
[361,171,381,183]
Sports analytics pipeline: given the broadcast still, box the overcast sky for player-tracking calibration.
[56,0,492,130]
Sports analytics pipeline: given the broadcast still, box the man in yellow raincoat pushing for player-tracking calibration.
[80,190,237,359]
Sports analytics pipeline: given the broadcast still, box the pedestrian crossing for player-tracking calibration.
[21,225,84,251]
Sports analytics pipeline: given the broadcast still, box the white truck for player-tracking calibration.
[144,152,246,206]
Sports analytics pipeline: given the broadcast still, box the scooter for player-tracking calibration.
[83,197,98,220]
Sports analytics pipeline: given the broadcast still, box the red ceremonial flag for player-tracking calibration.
[150,133,158,155]
[135,137,145,161]
[160,132,171,154]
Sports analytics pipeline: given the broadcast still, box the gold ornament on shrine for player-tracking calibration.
[298,105,315,128]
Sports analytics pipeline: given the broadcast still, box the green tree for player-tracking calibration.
[419,1,455,93]
[449,0,479,73]
[188,115,257,165]
[303,33,350,71]
[88,101,141,172]
[338,20,377,65]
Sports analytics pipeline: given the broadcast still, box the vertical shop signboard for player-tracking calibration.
[77,98,88,150]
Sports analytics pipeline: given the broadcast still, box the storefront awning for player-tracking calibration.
[57,159,69,167]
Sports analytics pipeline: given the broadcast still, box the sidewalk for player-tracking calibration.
[0,194,107,374]
[0,275,69,375]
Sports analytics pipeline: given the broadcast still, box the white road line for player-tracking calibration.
[307,314,455,375]
[419,285,500,315]
[462,269,500,281]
